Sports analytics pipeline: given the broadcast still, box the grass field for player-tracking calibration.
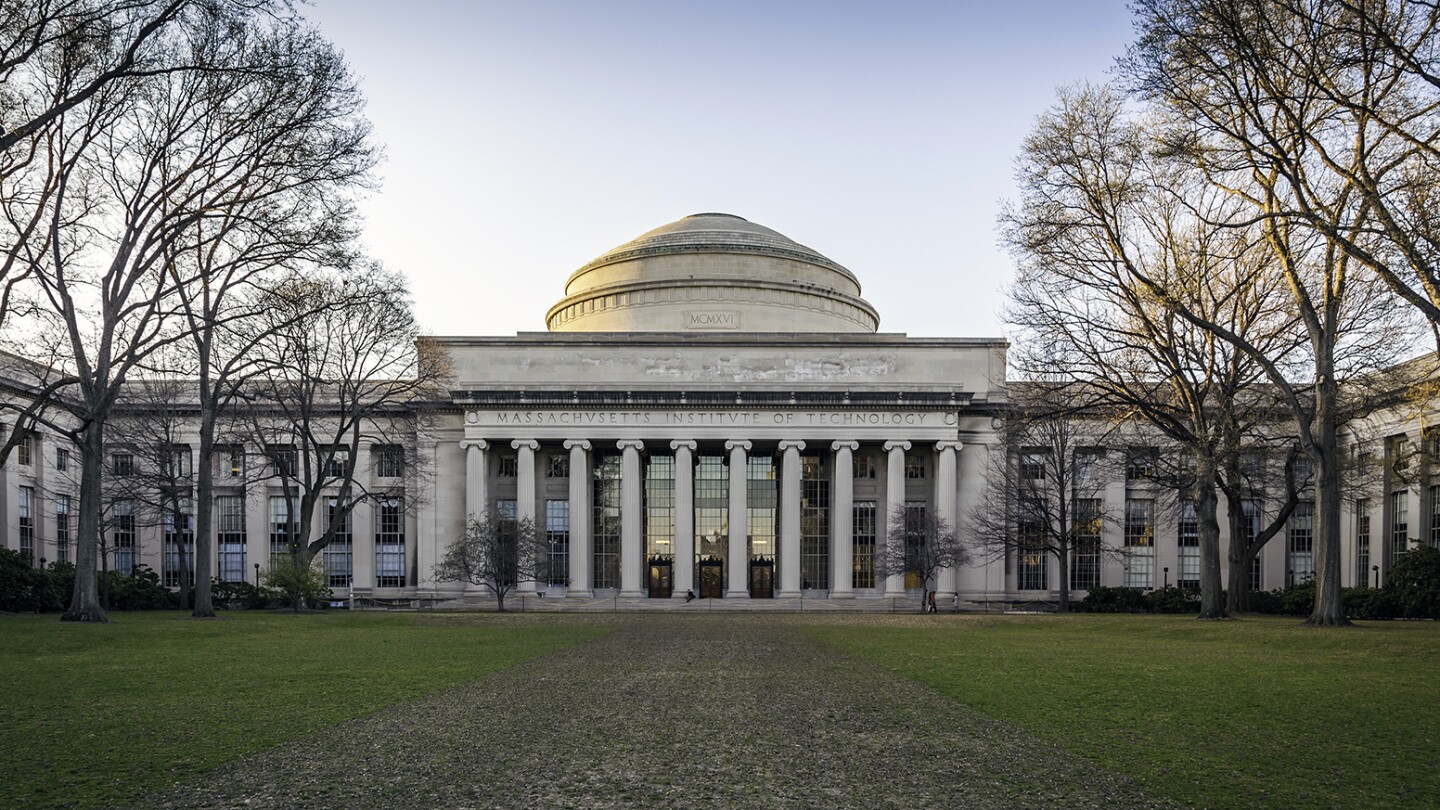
[807,614,1440,810]
[0,611,607,810]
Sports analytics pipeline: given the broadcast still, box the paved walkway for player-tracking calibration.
[142,616,1181,809]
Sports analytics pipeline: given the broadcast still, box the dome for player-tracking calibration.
[545,213,880,333]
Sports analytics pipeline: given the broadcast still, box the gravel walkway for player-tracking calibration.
[141,615,1182,809]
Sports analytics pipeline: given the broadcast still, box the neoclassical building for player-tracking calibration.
[3,213,1432,605]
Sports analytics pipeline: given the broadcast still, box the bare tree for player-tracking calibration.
[877,504,965,612]
[433,510,546,613]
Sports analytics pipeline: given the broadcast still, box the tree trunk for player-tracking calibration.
[1224,492,1251,613]
[1306,375,1349,626]
[191,419,216,617]
[1195,457,1227,619]
[62,421,108,623]
[1056,543,1071,613]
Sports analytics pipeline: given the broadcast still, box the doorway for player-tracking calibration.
[698,558,724,599]
[749,557,774,598]
[648,556,673,598]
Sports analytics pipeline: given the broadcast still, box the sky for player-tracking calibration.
[302,0,1138,339]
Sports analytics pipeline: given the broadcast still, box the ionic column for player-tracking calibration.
[671,440,697,598]
[934,441,963,601]
[725,439,751,598]
[565,440,592,598]
[831,441,859,599]
[512,440,540,594]
[884,440,912,595]
[460,439,489,521]
[777,440,805,597]
[618,440,645,597]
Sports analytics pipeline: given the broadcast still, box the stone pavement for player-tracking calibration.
[140,615,1182,809]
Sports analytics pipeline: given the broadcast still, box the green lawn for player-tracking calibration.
[807,614,1440,810]
[0,611,606,810]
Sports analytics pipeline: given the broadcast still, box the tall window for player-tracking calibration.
[496,499,519,587]
[1356,499,1371,587]
[904,453,926,480]
[694,454,728,570]
[166,446,192,479]
[1242,498,1263,592]
[546,499,570,586]
[645,455,676,559]
[1177,500,1200,590]
[375,496,405,587]
[377,495,406,582]
[113,452,134,476]
[269,495,295,565]
[163,497,194,588]
[16,434,32,466]
[216,495,246,582]
[18,486,34,562]
[1287,501,1315,586]
[374,445,404,478]
[56,447,70,473]
[55,495,70,564]
[1430,485,1440,549]
[112,500,135,575]
[1124,498,1155,588]
[1017,498,1047,591]
[1071,498,1101,591]
[747,455,776,559]
[1020,450,1047,480]
[1391,489,1410,561]
[800,455,830,589]
[853,500,877,589]
[592,454,622,589]
[323,497,352,588]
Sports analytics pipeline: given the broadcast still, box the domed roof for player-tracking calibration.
[547,213,879,333]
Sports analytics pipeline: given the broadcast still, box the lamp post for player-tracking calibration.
[1372,564,1380,590]
[253,562,260,588]
[1163,567,1169,589]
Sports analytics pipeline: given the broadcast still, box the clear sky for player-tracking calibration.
[302,0,1137,338]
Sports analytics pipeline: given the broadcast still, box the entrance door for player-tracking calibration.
[648,557,673,598]
[749,557,774,598]
[698,558,724,599]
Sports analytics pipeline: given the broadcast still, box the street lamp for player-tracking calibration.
[1372,564,1380,590]
[1163,567,1169,589]
[253,562,260,588]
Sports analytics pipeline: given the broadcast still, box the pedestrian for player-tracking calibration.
[927,591,937,614]
[685,589,696,603]
[951,592,960,613]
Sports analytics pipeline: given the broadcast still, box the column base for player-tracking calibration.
[830,590,856,600]
[618,589,645,598]
[724,590,750,599]
[776,589,802,598]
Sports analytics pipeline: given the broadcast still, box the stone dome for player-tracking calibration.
[545,213,880,333]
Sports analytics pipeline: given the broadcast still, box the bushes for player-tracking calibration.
[262,556,332,610]
[210,579,279,610]
[0,549,68,612]
[1144,586,1201,614]
[1385,545,1440,619]
[104,565,178,611]
[1075,586,1150,613]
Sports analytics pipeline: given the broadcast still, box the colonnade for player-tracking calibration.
[458,436,963,599]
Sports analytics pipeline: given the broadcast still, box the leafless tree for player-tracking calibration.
[433,510,546,613]
[877,504,965,612]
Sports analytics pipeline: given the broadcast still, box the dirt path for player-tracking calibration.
[143,615,1181,809]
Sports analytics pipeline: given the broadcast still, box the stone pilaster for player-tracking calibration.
[831,440,859,598]
[565,440,592,597]
[725,439,752,598]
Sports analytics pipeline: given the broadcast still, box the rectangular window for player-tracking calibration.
[801,455,830,589]
[225,446,244,477]
[18,486,34,562]
[692,454,728,589]
[853,500,877,589]
[163,497,195,588]
[1287,501,1315,586]
[1126,448,1158,481]
[113,452,134,476]
[267,446,297,478]
[1073,449,1103,485]
[374,445,404,478]
[1391,489,1410,560]
[269,495,295,566]
[1124,498,1155,588]
[1177,500,1199,590]
[547,455,570,478]
[1020,450,1047,481]
[1356,499,1371,587]
[747,455,777,560]
[1071,497,1101,590]
[645,455,677,559]
[547,499,570,586]
[323,497,353,588]
[375,496,405,587]
[1430,485,1440,549]
[852,454,876,480]
[112,500,135,575]
[55,495,70,564]
[216,495,247,583]
[904,453,926,480]
[1017,498,1047,591]
[498,454,518,478]
[592,455,622,589]
[56,447,70,472]
[166,446,192,479]
[497,498,519,587]
[326,449,350,479]
[16,434,32,466]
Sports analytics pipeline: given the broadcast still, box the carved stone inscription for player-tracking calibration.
[685,310,741,329]
[474,409,958,427]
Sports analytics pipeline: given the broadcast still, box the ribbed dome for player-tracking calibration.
[546,214,880,333]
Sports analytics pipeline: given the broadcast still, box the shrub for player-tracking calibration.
[1343,586,1397,620]
[105,566,179,611]
[262,556,332,610]
[1143,586,1201,614]
[1278,581,1315,616]
[210,578,280,610]
[0,549,67,612]
[1075,585,1149,613]
[1385,545,1440,619]
[1244,588,1285,614]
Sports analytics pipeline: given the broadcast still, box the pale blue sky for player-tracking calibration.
[304,0,1136,337]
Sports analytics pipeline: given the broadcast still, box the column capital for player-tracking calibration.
[563,439,592,451]
[724,439,752,452]
[616,439,645,452]
[936,441,964,452]
[883,440,912,453]
[777,440,806,452]
[669,439,697,452]
[459,439,489,451]
[831,440,859,453]
[511,439,539,451]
